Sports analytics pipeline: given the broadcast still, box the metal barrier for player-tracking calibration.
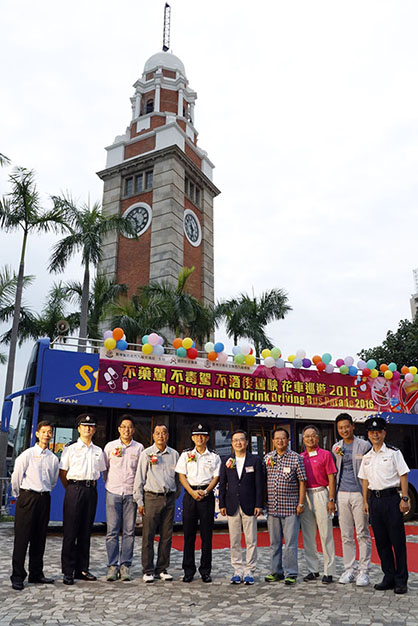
[0,477,12,516]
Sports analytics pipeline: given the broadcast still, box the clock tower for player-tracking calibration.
[97,49,220,307]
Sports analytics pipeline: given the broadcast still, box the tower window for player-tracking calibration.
[125,177,133,196]
[124,169,154,198]
[145,99,154,114]
[145,171,153,189]
[135,175,143,194]
[184,176,202,207]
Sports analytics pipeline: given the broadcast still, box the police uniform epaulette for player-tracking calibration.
[64,440,77,447]
[208,448,216,453]
[386,444,399,451]
[182,447,194,453]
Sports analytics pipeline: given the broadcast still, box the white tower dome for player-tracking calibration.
[143,51,186,78]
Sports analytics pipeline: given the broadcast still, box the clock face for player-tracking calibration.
[123,203,151,238]
[184,209,202,247]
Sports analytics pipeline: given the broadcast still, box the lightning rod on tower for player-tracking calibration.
[163,3,171,52]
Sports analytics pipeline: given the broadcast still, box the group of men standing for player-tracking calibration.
[10,412,410,594]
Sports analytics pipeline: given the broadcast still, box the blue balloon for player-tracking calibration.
[348,365,358,376]
[232,345,241,355]
[214,342,224,353]
[293,358,302,369]
[192,341,196,348]
[153,344,164,356]
[275,358,285,368]
[142,334,149,345]
[366,359,377,370]
[116,339,128,351]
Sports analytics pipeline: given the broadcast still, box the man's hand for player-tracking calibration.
[192,490,203,501]
[254,507,263,517]
[296,503,305,516]
[138,505,145,516]
[326,501,336,516]
[400,498,410,515]
[219,507,227,517]
[363,501,369,515]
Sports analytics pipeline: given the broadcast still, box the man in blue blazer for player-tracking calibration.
[219,430,263,585]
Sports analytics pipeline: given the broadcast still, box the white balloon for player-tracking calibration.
[295,349,306,359]
[240,343,251,356]
[264,356,275,368]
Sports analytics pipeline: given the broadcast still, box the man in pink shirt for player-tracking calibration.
[300,425,337,584]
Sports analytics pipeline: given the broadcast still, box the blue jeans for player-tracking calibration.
[267,514,300,577]
[105,492,137,567]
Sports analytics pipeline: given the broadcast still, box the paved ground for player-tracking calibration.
[0,523,417,626]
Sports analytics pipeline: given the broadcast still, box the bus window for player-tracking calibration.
[52,427,75,459]
[385,424,417,469]
[250,431,267,457]
[215,429,232,457]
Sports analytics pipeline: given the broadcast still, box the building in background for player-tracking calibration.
[410,268,418,319]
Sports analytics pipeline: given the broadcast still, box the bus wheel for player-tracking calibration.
[403,487,416,523]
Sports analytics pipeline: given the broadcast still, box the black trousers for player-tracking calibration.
[142,492,175,575]
[11,490,50,584]
[61,483,97,576]
[370,493,408,587]
[182,491,215,577]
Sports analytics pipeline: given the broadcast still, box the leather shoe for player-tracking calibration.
[182,575,194,583]
[28,576,55,584]
[201,574,212,583]
[11,581,24,591]
[63,575,74,585]
[374,581,395,590]
[74,571,97,581]
[394,586,408,594]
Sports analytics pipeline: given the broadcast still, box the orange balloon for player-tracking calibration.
[112,327,124,341]
[312,355,321,365]
[173,338,182,349]
[208,351,218,361]
[380,363,388,372]
[401,365,409,375]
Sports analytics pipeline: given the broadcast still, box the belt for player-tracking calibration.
[370,487,398,498]
[307,486,327,492]
[144,490,175,497]
[68,479,97,487]
[190,484,210,490]
[20,489,50,495]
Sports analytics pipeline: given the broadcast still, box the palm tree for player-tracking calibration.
[0,167,66,397]
[48,195,137,350]
[65,274,128,340]
[0,153,10,167]
[216,288,292,357]
[0,265,35,363]
[109,291,163,345]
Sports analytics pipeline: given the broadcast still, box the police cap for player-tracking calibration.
[364,416,387,431]
[191,423,210,436]
[76,413,96,427]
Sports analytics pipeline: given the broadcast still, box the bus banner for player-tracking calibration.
[97,356,408,412]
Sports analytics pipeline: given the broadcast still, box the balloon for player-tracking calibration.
[112,327,124,341]
[187,347,198,359]
[157,335,164,345]
[336,358,344,367]
[288,354,296,363]
[312,355,321,365]
[264,356,275,368]
[232,345,241,355]
[401,366,409,375]
[142,343,153,355]
[322,353,332,365]
[296,349,306,359]
[325,363,334,374]
[208,351,218,362]
[302,358,312,368]
[370,369,379,378]
[182,337,193,350]
[414,374,418,383]
[362,367,371,377]
[116,339,128,350]
[234,353,245,364]
[142,334,149,345]
[214,342,225,353]
[241,343,251,356]
[404,373,413,383]
[218,351,228,364]
[392,370,401,381]
[249,347,253,354]
[357,360,367,370]
[245,354,256,366]
[205,341,214,353]
[270,347,281,359]
[384,370,393,380]
[388,362,397,372]
[344,356,354,366]
[317,361,326,372]
[148,332,160,346]
[348,366,358,376]
[261,349,271,359]
[153,344,164,356]
[176,347,187,358]
[366,359,377,370]
[380,363,388,372]
[275,358,285,368]
[173,338,183,349]
[293,358,302,368]
[339,365,349,375]
[104,337,116,350]
[103,330,113,339]
[409,366,418,376]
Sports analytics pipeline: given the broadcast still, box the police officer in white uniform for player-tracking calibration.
[175,424,221,583]
[59,414,106,585]
[358,416,410,594]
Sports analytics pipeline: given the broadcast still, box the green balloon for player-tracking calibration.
[271,347,281,360]
[340,365,349,375]
[234,353,245,364]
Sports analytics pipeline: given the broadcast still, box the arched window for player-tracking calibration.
[145,99,154,114]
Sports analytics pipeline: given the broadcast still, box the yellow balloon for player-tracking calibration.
[409,366,417,376]
[245,354,256,366]
[182,337,193,350]
[384,370,393,379]
[370,369,379,378]
[142,343,153,354]
[261,349,271,359]
[288,354,296,363]
[104,337,116,350]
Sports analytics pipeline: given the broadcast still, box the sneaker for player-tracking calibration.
[143,574,154,583]
[356,572,370,587]
[264,573,284,582]
[157,571,173,581]
[230,575,242,584]
[243,575,255,585]
[284,576,297,585]
[106,566,119,582]
[119,565,132,581]
[338,570,355,584]
[303,572,319,582]
[322,575,333,584]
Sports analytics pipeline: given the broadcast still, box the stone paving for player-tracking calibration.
[0,523,417,626]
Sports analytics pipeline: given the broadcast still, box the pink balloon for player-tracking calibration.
[218,351,228,364]
[325,364,334,374]
[104,330,113,339]
[392,370,401,381]
[405,373,413,383]
[336,359,344,367]
[157,335,164,345]
[148,333,160,346]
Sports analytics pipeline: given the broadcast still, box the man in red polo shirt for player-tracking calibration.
[300,425,337,584]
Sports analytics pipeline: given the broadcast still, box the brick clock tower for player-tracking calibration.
[97,50,220,308]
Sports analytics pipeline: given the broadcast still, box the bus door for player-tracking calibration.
[295,421,335,453]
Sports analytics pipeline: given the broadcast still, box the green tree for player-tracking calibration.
[216,288,291,357]
[0,265,35,363]
[110,291,164,345]
[48,195,137,350]
[358,317,418,367]
[0,153,10,167]
[0,168,65,397]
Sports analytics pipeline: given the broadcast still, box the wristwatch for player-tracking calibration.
[401,496,409,502]
[329,498,335,503]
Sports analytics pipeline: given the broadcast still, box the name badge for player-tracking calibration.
[309,451,318,457]
[283,467,291,474]
[245,466,254,473]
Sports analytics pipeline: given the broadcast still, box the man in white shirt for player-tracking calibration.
[10,420,59,591]
[175,424,221,583]
[103,414,144,582]
[59,413,106,585]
